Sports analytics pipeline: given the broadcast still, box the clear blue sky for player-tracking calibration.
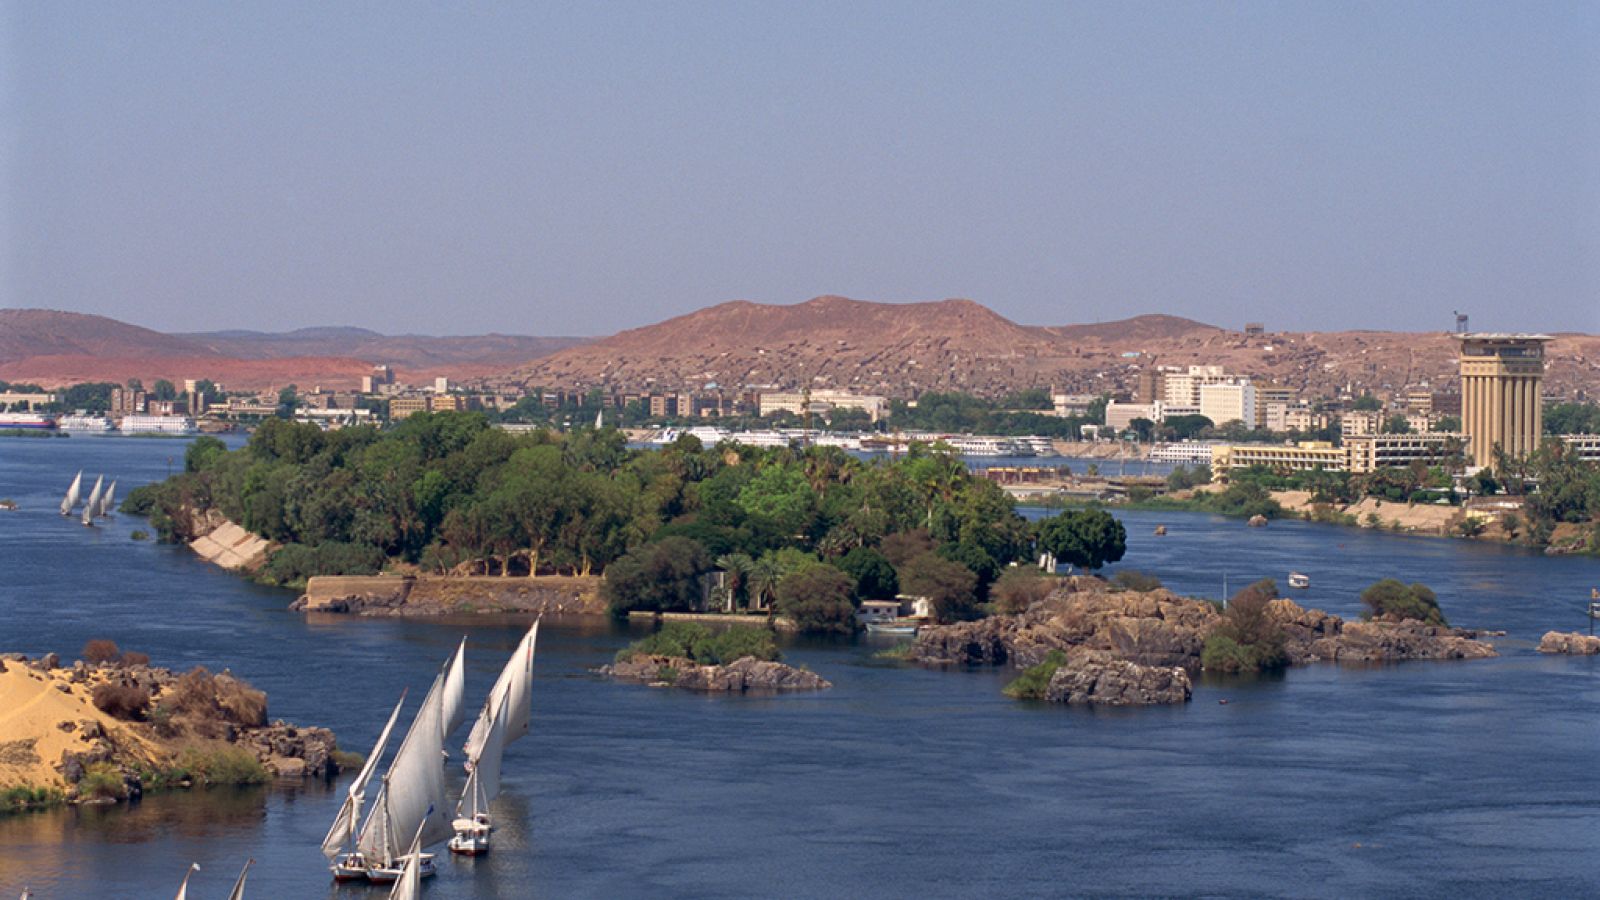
[4,2,1597,336]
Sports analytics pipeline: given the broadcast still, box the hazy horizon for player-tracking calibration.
[5,3,1597,336]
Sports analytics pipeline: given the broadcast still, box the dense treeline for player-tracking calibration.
[126,414,1128,621]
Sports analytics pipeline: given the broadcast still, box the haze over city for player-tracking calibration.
[5,2,1597,336]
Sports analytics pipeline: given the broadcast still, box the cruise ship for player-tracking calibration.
[57,413,115,433]
[119,415,197,435]
[0,412,57,430]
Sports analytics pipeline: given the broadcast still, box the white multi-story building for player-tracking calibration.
[1198,382,1257,430]
[1160,366,1232,408]
[759,390,888,422]
[1104,401,1163,432]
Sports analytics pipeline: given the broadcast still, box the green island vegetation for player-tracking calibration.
[125,413,1130,626]
[2,785,67,815]
[1359,579,1448,626]
[1002,649,1069,699]
[1200,579,1289,673]
[614,621,780,665]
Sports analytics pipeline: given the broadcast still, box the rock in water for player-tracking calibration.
[1044,651,1192,706]
[1537,631,1600,655]
[599,655,831,692]
[1247,515,1269,527]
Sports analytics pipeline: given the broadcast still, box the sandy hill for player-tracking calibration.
[0,309,586,391]
[0,310,217,364]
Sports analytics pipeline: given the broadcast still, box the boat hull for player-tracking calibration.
[365,854,436,884]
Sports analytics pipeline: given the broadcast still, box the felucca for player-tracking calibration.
[324,691,408,881]
[389,822,426,900]
[353,651,459,884]
[451,620,538,854]
[173,862,200,900]
[226,859,253,900]
[81,475,103,527]
[99,479,117,518]
[59,470,82,516]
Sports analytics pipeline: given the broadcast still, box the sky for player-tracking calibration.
[3,2,1597,337]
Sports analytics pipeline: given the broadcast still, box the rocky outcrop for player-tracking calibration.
[234,721,340,778]
[908,584,1497,680]
[1044,651,1192,706]
[1268,599,1498,664]
[1537,631,1600,655]
[292,574,605,616]
[599,654,831,692]
[908,584,1220,669]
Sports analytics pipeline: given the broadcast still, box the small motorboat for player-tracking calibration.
[865,620,919,636]
[1153,525,1167,536]
[1288,572,1310,589]
[1588,600,1600,620]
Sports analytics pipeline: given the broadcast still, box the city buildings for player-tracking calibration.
[758,390,888,422]
[1198,382,1257,429]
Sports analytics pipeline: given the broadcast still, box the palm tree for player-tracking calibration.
[746,556,784,613]
[716,552,755,612]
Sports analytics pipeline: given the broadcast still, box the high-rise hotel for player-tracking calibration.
[1458,333,1549,467]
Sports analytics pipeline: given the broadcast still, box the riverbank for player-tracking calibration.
[0,650,344,813]
[291,573,606,616]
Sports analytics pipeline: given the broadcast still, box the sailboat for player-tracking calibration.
[324,691,408,881]
[441,637,467,747]
[99,480,117,518]
[59,470,82,516]
[81,475,104,527]
[389,823,427,900]
[174,862,200,900]
[226,859,254,900]
[353,655,457,884]
[452,621,539,854]
[449,689,510,855]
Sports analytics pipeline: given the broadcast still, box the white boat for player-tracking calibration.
[98,480,117,518]
[441,637,467,747]
[453,622,539,854]
[389,823,427,900]
[1288,572,1310,589]
[81,475,103,528]
[324,691,408,881]
[60,470,82,516]
[118,414,197,435]
[57,413,114,433]
[353,656,456,884]
[0,412,56,431]
[864,620,919,636]
[449,689,510,855]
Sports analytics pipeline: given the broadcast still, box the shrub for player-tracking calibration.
[120,651,150,667]
[1,785,65,814]
[91,683,150,720]
[899,552,980,623]
[175,747,268,785]
[617,622,780,665]
[76,764,126,800]
[836,547,899,599]
[1359,579,1448,626]
[603,537,714,617]
[260,541,385,588]
[1202,579,1287,673]
[165,667,269,726]
[130,530,150,541]
[991,567,1057,615]
[774,565,858,634]
[82,640,121,665]
[1110,570,1163,593]
[330,749,365,772]
[1003,650,1069,699]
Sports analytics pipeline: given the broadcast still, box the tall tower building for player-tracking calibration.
[1458,334,1549,467]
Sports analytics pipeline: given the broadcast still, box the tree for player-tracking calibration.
[185,436,228,473]
[835,546,898,599]
[715,552,756,611]
[1201,579,1287,672]
[151,379,178,402]
[1383,415,1412,435]
[774,565,857,633]
[991,566,1056,614]
[602,536,713,616]
[1360,579,1447,626]
[1352,393,1382,411]
[1035,509,1127,571]
[899,552,979,623]
[1433,416,1461,433]
[277,385,299,419]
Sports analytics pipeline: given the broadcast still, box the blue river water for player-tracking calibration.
[0,435,1597,898]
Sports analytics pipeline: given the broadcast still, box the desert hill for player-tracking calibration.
[510,296,1599,399]
[0,310,586,391]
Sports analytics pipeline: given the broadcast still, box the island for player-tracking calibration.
[597,623,831,692]
[0,642,347,813]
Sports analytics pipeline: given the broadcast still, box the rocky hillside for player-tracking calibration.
[508,296,1600,399]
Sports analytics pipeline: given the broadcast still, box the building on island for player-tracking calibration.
[1458,334,1549,466]
[1211,441,1346,474]
[759,390,888,423]
[1344,433,1465,474]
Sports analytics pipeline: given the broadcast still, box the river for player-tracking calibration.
[1,435,1596,898]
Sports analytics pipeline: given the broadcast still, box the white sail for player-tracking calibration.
[99,480,117,517]
[174,862,200,900]
[226,859,253,900]
[458,688,511,821]
[463,620,538,759]
[82,475,104,525]
[322,691,407,859]
[60,470,82,515]
[356,662,453,863]
[389,824,424,900]
[441,637,467,743]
